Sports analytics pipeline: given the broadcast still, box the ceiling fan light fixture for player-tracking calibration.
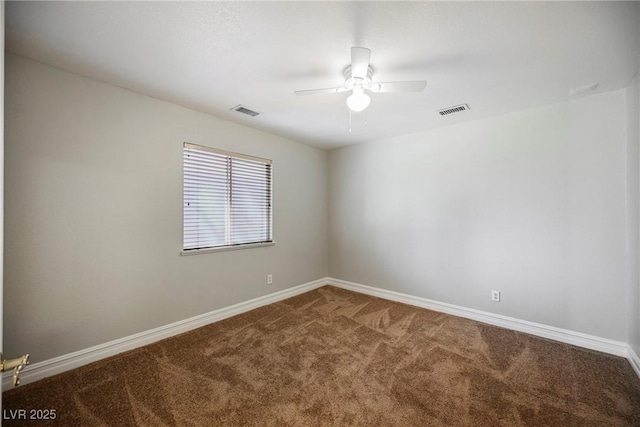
[294,47,426,115]
[347,86,371,112]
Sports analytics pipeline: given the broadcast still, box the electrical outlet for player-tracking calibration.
[267,274,273,285]
[491,290,500,302]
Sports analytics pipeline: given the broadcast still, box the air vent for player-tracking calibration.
[437,104,470,116]
[231,105,260,117]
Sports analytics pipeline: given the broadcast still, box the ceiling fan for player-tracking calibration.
[295,47,427,112]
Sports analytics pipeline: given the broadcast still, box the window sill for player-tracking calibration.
[180,241,275,256]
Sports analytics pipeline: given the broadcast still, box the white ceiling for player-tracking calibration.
[6,1,640,149]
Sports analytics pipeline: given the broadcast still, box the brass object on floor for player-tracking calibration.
[1,353,30,387]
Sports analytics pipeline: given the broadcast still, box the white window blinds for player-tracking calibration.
[183,142,272,252]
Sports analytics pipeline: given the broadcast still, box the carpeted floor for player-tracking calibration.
[4,285,640,426]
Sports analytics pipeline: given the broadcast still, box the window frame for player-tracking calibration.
[181,142,274,255]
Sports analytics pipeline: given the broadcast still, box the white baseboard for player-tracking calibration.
[326,278,632,360]
[3,278,328,389]
[5,276,639,388]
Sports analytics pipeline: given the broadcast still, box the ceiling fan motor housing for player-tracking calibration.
[344,65,374,90]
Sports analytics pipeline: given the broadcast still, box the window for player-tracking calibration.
[183,142,273,253]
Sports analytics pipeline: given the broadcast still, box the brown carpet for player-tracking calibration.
[4,285,640,426]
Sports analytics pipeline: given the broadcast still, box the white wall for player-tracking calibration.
[329,90,628,341]
[632,8,640,360]
[628,71,640,357]
[4,54,329,363]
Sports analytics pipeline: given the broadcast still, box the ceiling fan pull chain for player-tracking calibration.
[349,109,352,133]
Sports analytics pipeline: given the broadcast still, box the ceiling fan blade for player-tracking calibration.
[294,87,348,96]
[351,47,371,79]
[371,81,427,93]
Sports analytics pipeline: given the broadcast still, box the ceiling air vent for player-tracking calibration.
[231,105,260,117]
[437,104,470,116]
